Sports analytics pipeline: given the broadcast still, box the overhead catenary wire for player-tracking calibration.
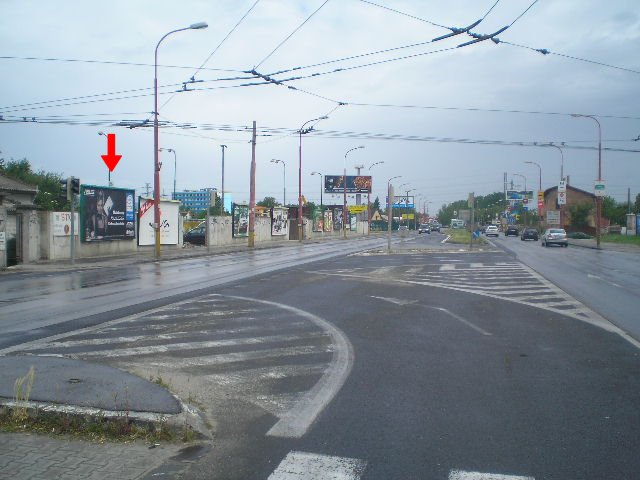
[253,0,332,69]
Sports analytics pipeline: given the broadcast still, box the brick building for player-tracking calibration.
[543,183,609,234]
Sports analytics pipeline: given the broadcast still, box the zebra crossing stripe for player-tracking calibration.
[449,471,533,480]
[268,451,366,480]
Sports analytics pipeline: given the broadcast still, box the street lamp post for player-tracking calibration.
[97,131,113,186]
[271,159,287,206]
[153,22,208,258]
[387,176,401,252]
[525,160,542,224]
[571,114,602,249]
[159,148,177,199]
[343,146,365,238]
[220,145,227,215]
[311,171,323,211]
[367,161,384,235]
[298,116,328,242]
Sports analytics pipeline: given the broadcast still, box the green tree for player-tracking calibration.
[601,196,628,225]
[568,201,593,229]
[371,196,381,214]
[1,158,69,210]
[257,196,279,208]
[634,193,640,214]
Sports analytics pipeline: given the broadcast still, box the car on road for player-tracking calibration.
[484,225,499,237]
[430,223,441,232]
[505,226,519,237]
[183,224,206,245]
[398,225,409,232]
[521,228,539,241]
[418,224,431,234]
[541,228,568,247]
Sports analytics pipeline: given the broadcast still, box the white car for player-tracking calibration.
[541,228,568,247]
[485,225,499,237]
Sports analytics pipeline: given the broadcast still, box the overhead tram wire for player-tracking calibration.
[158,0,263,112]
[358,0,448,29]
[507,0,540,27]
[253,0,332,70]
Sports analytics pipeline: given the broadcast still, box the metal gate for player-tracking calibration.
[5,212,20,266]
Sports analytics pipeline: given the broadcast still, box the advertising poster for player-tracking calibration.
[52,212,79,236]
[323,210,332,232]
[80,185,135,242]
[392,196,414,209]
[324,175,372,194]
[138,197,180,246]
[233,203,249,237]
[312,211,324,232]
[350,214,357,231]
[333,208,344,231]
[271,207,289,236]
[506,190,534,202]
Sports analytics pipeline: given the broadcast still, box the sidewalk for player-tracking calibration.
[568,237,640,253]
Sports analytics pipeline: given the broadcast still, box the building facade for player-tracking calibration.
[172,188,217,213]
[543,183,608,234]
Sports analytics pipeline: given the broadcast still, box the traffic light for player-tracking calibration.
[59,178,70,200]
[70,177,80,196]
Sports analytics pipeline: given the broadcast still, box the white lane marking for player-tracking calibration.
[587,273,601,280]
[58,332,329,358]
[470,262,484,268]
[370,296,418,306]
[425,306,493,336]
[449,470,534,480]
[216,295,354,439]
[440,264,456,271]
[268,451,366,480]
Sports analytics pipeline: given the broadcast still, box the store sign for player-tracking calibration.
[594,181,606,197]
[348,205,367,214]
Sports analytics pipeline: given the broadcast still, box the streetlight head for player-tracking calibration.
[98,131,105,136]
[319,116,329,120]
[570,113,581,118]
[189,22,208,29]
[358,146,365,149]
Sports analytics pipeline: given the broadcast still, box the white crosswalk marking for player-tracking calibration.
[449,470,534,480]
[268,451,367,480]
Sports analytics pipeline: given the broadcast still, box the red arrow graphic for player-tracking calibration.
[101,133,122,172]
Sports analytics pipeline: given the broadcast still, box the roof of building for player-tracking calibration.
[0,173,38,194]
[543,183,595,199]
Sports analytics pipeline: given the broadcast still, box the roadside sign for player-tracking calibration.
[558,191,567,205]
[547,210,560,224]
[558,180,566,192]
[348,205,367,214]
[594,181,606,197]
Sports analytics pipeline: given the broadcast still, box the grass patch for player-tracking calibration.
[0,408,176,443]
[446,229,487,245]
[601,234,640,245]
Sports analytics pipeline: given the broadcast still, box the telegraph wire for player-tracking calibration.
[253,0,332,69]
[481,0,502,20]
[358,0,448,29]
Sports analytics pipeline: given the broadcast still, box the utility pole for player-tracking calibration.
[387,184,394,253]
[248,122,257,248]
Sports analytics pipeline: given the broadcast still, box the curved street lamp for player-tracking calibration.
[271,159,286,206]
[159,148,177,199]
[153,22,208,258]
[571,113,603,249]
[298,116,328,241]
[310,171,323,211]
[343,146,365,238]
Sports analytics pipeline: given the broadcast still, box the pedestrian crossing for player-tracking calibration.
[2,294,343,433]
[267,451,534,480]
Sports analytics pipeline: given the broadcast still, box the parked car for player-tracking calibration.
[505,226,519,237]
[485,225,499,237]
[541,228,568,247]
[418,224,431,234]
[521,228,539,241]
[183,225,206,245]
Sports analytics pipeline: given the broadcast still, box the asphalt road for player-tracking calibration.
[3,233,638,479]
[489,233,640,341]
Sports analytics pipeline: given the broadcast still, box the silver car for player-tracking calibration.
[541,228,568,247]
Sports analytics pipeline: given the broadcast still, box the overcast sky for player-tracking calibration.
[1,0,639,212]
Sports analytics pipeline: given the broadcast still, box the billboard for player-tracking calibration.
[271,207,289,236]
[324,175,372,194]
[333,208,344,231]
[138,197,180,246]
[232,204,249,237]
[506,190,534,202]
[389,196,414,209]
[80,185,135,242]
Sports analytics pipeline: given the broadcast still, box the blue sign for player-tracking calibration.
[636,215,640,236]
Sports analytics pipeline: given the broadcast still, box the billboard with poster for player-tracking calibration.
[388,196,414,209]
[80,185,135,242]
[271,207,289,236]
[333,208,344,231]
[232,204,249,237]
[324,175,372,194]
[138,197,180,245]
[323,210,333,232]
